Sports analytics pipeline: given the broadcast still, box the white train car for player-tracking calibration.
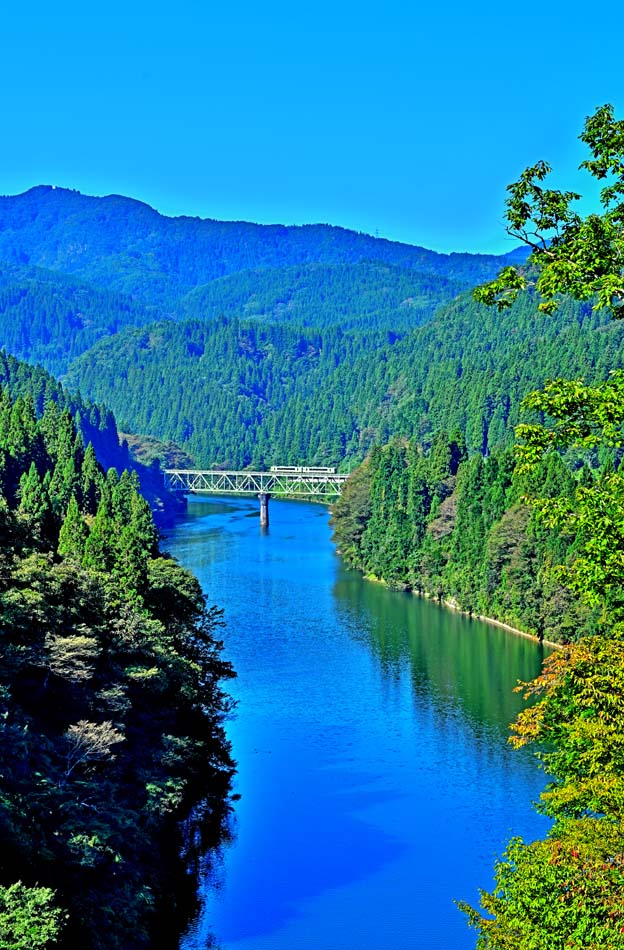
[270,466,336,474]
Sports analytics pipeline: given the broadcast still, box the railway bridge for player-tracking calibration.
[164,466,350,526]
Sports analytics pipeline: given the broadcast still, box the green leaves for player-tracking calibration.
[462,106,624,948]
[580,104,624,202]
[461,824,624,950]
[512,638,624,819]
[517,372,624,464]
[474,104,624,318]
[514,373,624,617]
[473,265,527,310]
[0,883,66,950]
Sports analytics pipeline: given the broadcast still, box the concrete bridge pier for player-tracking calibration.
[258,492,270,527]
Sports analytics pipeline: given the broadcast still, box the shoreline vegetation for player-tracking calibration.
[331,431,599,650]
[455,105,624,947]
[360,570,562,648]
[0,362,235,950]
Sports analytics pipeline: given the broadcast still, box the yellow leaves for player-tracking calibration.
[64,720,125,778]
[124,665,162,681]
[144,778,187,816]
[45,631,99,682]
[543,775,624,822]
[509,703,546,748]
[509,637,624,820]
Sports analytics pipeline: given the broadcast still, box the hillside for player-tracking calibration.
[0,350,183,522]
[327,290,622,454]
[177,260,471,331]
[0,374,234,950]
[0,187,530,378]
[0,186,527,305]
[64,291,624,469]
[1,185,617,475]
[0,262,163,376]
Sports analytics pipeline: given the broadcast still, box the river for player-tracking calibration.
[165,494,551,950]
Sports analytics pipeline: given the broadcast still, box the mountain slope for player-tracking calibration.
[0,186,527,305]
[177,260,467,331]
[0,262,163,376]
[0,350,183,521]
[64,291,624,468]
[0,257,470,379]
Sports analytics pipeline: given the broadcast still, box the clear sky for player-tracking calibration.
[2,0,622,254]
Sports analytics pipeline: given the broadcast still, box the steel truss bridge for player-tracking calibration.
[164,468,349,526]
[164,469,349,498]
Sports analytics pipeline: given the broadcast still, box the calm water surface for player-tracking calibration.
[167,496,550,950]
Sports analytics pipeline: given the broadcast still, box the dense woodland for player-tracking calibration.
[0,262,159,378]
[331,433,598,644]
[0,371,235,949]
[0,350,123,469]
[2,188,615,475]
[0,350,184,523]
[64,290,624,469]
[0,188,525,385]
[175,259,468,331]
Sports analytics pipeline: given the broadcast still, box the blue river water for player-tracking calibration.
[166,495,551,950]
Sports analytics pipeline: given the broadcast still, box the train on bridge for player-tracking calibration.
[269,466,336,474]
[164,466,349,527]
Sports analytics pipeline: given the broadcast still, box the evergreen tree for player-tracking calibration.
[82,492,116,573]
[81,443,101,515]
[57,494,88,561]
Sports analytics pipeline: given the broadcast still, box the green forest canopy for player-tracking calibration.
[0,368,234,950]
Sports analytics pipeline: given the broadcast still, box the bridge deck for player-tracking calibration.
[164,469,350,497]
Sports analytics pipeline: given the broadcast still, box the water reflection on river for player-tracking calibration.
[167,495,550,950]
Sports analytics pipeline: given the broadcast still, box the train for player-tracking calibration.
[270,466,336,474]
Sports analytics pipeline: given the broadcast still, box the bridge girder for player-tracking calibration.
[163,469,349,497]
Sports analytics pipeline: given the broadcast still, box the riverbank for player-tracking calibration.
[362,571,563,650]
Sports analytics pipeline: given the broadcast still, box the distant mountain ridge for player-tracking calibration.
[0,185,527,303]
[0,185,530,376]
[0,185,549,473]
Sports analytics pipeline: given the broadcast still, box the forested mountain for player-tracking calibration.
[0,262,162,376]
[3,185,620,481]
[0,187,530,379]
[0,186,526,304]
[0,377,234,949]
[64,290,624,469]
[3,101,624,949]
[0,257,462,376]
[176,260,468,331]
[65,318,365,467]
[333,290,622,454]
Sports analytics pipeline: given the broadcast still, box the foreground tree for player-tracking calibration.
[462,105,624,949]
[475,104,624,316]
[0,381,235,950]
[0,883,65,950]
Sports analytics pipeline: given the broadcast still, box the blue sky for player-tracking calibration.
[2,1,622,253]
